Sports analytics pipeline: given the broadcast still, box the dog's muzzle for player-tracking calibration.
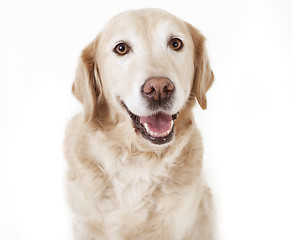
[122,77,178,145]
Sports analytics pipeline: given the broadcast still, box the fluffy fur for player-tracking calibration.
[64,8,215,240]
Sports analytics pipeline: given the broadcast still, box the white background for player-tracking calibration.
[1,0,292,239]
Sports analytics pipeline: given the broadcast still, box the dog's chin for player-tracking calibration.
[122,102,178,145]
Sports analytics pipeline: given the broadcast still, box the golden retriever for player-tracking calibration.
[64,8,215,240]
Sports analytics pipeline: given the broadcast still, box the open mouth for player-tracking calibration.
[122,103,177,145]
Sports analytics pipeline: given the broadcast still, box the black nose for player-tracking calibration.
[142,77,175,110]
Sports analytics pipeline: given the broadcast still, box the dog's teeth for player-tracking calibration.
[143,123,149,132]
[143,121,173,138]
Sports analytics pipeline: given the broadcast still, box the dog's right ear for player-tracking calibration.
[72,40,101,122]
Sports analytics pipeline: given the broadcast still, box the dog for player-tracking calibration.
[64,8,215,240]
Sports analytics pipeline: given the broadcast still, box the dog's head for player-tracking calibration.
[72,9,213,145]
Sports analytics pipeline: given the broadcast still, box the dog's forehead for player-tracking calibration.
[99,9,190,44]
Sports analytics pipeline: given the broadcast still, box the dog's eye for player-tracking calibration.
[113,42,130,55]
[169,38,183,51]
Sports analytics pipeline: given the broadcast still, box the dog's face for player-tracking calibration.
[73,9,213,145]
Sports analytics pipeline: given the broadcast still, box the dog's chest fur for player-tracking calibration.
[65,116,205,239]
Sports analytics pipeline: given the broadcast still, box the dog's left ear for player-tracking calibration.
[186,23,214,110]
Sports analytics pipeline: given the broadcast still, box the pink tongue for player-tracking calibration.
[140,113,172,133]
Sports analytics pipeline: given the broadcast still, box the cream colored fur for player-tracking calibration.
[64,8,215,240]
